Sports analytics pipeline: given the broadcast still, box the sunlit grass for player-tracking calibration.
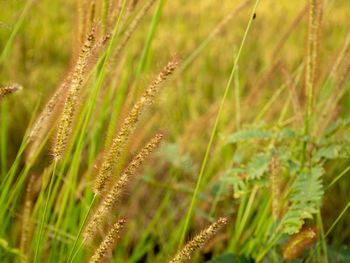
[0,0,350,262]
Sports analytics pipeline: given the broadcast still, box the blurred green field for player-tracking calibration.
[0,0,350,262]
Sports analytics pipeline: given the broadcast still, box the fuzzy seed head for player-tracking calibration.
[89,218,126,263]
[85,134,163,240]
[94,58,178,193]
[0,84,22,100]
[282,227,317,260]
[170,217,228,263]
[52,29,95,161]
[28,82,66,141]
[270,152,281,221]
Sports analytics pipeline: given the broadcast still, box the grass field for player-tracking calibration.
[1,0,350,262]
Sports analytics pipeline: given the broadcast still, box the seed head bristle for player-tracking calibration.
[88,0,96,31]
[89,218,126,263]
[52,28,95,162]
[102,0,110,34]
[282,227,317,260]
[270,152,281,221]
[0,84,22,100]
[94,59,178,193]
[20,176,35,263]
[109,0,156,64]
[169,217,228,263]
[85,134,163,240]
[28,82,66,142]
[304,0,322,122]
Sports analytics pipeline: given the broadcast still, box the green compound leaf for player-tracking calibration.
[282,166,324,234]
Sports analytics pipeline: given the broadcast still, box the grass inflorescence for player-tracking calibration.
[1,0,350,262]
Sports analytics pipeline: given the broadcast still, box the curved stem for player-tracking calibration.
[178,0,261,249]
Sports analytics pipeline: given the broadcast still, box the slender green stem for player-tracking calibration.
[228,186,258,252]
[256,232,283,262]
[180,0,252,72]
[178,0,261,248]
[234,64,241,130]
[316,209,328,263]
[67,194,97,263]
[325,165,350,191]
[0,0,35,65]
[131,0,165,101]
[34,161,57,263]
[0,101,7,178]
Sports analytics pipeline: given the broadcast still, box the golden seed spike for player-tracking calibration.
[170,217,228,263]
[94,58,178,193]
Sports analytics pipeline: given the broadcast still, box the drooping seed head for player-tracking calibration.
[52,28,95,161]
[28,82,66,142]
[85,134,163,240]
[170,217,228,263]
[94,58,178,193]
[282,227,317,260]
[89,218,126,263]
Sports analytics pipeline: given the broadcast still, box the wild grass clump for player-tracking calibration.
[1,0,350,262]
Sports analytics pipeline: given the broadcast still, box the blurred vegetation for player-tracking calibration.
[0,0,350,262]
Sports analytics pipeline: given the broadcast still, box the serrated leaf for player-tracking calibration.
[315,145,340,160]
[282,166,324,234]
[226,129,273,143]
[324,117,350,136]
[246,153,271,179]
[277,128,298,139]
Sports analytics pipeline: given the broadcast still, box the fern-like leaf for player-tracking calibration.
[282,165,324,234]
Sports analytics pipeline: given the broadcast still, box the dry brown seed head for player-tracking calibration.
[85,134,163,240]
[282,227,317,260]
[89,218,126,263]
[52,28,95,161]
[0,84,22,100]
[94,58,178,193]
[169,217,228,263]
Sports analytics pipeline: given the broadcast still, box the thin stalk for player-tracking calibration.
[178,0,261,248]
[316,209,328,263]
[256,232,283,262]
[228,186,258,252]
[0,0,35,65]
[0,101,7,178]
[131,0,165,101]
[234,64,241,129]
[34,161,57,263]
[302,0,321,168]
[180,0,252,72]
[67,194,97,263]
[325,165,350,191]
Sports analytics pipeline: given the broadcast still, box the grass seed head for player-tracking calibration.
[0,83,22,100]
[52,28,95,161]
[270,152,281,221]
[170,217,228,263]
[282,227,317,260]
[86,134,163,240]
[94,58,178,193]
[89,218,126,263]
